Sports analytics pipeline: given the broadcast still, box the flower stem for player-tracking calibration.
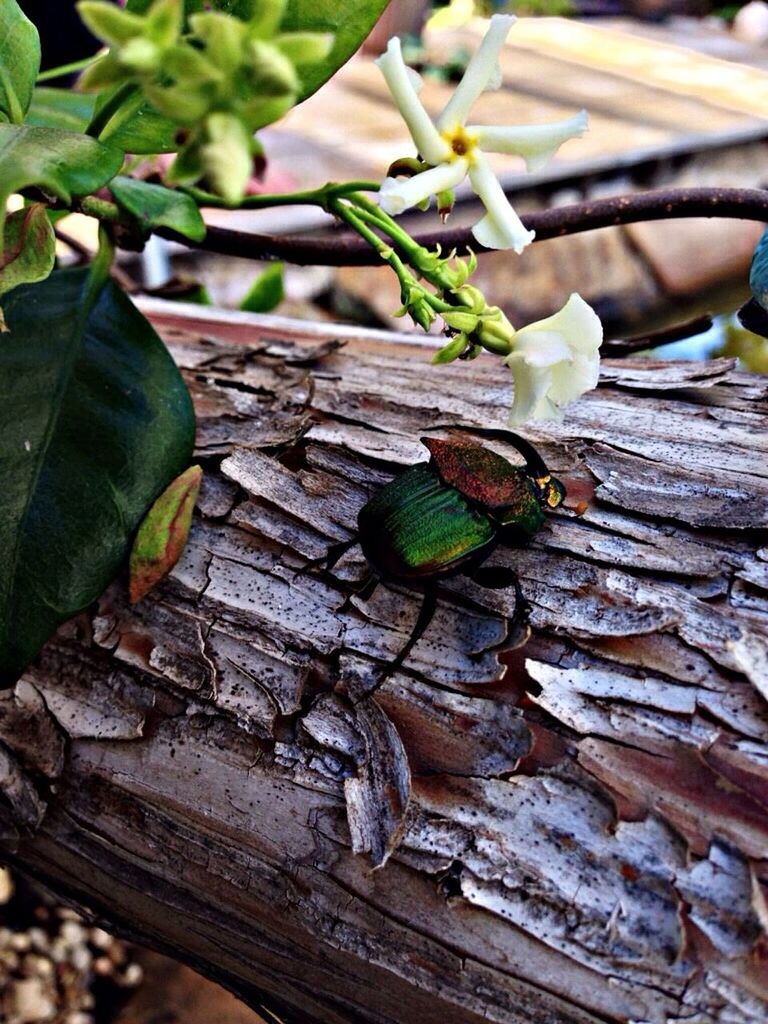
[37,56,98,82]
[78,196,123,222]
[181,180,381,211]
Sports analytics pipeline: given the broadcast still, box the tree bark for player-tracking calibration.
[1,302,767,1024]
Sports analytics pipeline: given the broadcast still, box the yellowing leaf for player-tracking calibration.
[129,465,203,603]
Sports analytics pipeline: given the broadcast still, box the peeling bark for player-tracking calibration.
[1,306,767,1024]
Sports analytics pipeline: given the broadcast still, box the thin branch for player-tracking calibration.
[158,186,768,267]
[602,314,714,357]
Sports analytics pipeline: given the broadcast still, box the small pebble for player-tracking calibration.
[70,947,92,973]
[88,928,111,950]
[60,922,85,946]
[122,962,144,987]
[92,956,112,976]
[11,977,56,1023]
[0,870,144,1021]
[27,928,49,952]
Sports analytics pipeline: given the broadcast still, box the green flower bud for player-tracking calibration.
[190,12,247,76]
[275,31,334,66]
[119,37,161,73]
[76,2,144,47]
[477,314,515,354]
[78,53,131,91]
[432,333,468,364]
[200,112,253,205]
[451,285,485,313]
[410,298,436,332]
[247,0,288,39]
[164,43,223,85]
[247,39,300,95]
[436,188,454,221]
[395,286,435,332]
[238,92,296,130]
[443,310,480,334]
[144,0,182,49]
[143,81,212,123]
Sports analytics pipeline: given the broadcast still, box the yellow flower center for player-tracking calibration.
[442,125,477,163]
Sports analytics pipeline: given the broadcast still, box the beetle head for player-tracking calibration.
[531,473,566,510]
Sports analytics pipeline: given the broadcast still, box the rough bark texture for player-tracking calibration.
[2,303,767,1024]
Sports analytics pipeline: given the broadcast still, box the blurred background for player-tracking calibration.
[7,1,768,1021]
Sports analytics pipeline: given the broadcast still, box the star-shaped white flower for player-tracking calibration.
[375,15,587,253]
[504,294,603,422]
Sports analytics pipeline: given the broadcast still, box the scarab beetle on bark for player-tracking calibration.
[321,433,565,680]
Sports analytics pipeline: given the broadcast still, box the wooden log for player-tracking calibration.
[1,302,767,1024]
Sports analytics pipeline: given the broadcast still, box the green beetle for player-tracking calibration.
[322,433,565,679]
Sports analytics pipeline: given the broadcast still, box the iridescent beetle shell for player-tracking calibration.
[357,436,565,583]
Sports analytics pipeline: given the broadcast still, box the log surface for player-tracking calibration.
[2,305,768,1024]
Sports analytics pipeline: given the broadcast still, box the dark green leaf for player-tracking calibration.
[94,87,179,154]
[26,87,97,132]
[0,268,195,684]
[0,204,55,301]
[240,262,284,312]
[110,175,206,241]
[282,0,389,101]
[0,0,40,123]
[0,124,124,233]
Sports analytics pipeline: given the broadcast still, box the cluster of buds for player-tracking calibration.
[376,13,603,423]
[77,0,333,202]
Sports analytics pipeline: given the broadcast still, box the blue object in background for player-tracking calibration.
[749,228,768,312]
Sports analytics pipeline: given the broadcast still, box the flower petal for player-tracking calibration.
[471,110,587,173]
[506,354,555,424]
[546,349,599,405]
[510,329,574,367]
[468,151,534,253]
[437,14,514,130]
[375,37,450,165]
[516,293,603,354]
[379,160,468,216]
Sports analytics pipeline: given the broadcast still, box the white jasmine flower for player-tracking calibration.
[375,15,587,253]
[504,294,602,422]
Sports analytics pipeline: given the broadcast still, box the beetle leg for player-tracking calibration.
[340,571,379,613]
[379,585,439,685]
[470,565,532,622]
[296,537,357,577]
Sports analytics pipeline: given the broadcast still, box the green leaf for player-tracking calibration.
[91,87,178,154]
[26,87,97,133]
[0,204,55,301]
[240,262,284,312]
[282,0,388,102]
[129,464,202,602]
[0,124,124,234]
[0,0,40,123]
[110,175,206,241]
[0,268,195,684]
